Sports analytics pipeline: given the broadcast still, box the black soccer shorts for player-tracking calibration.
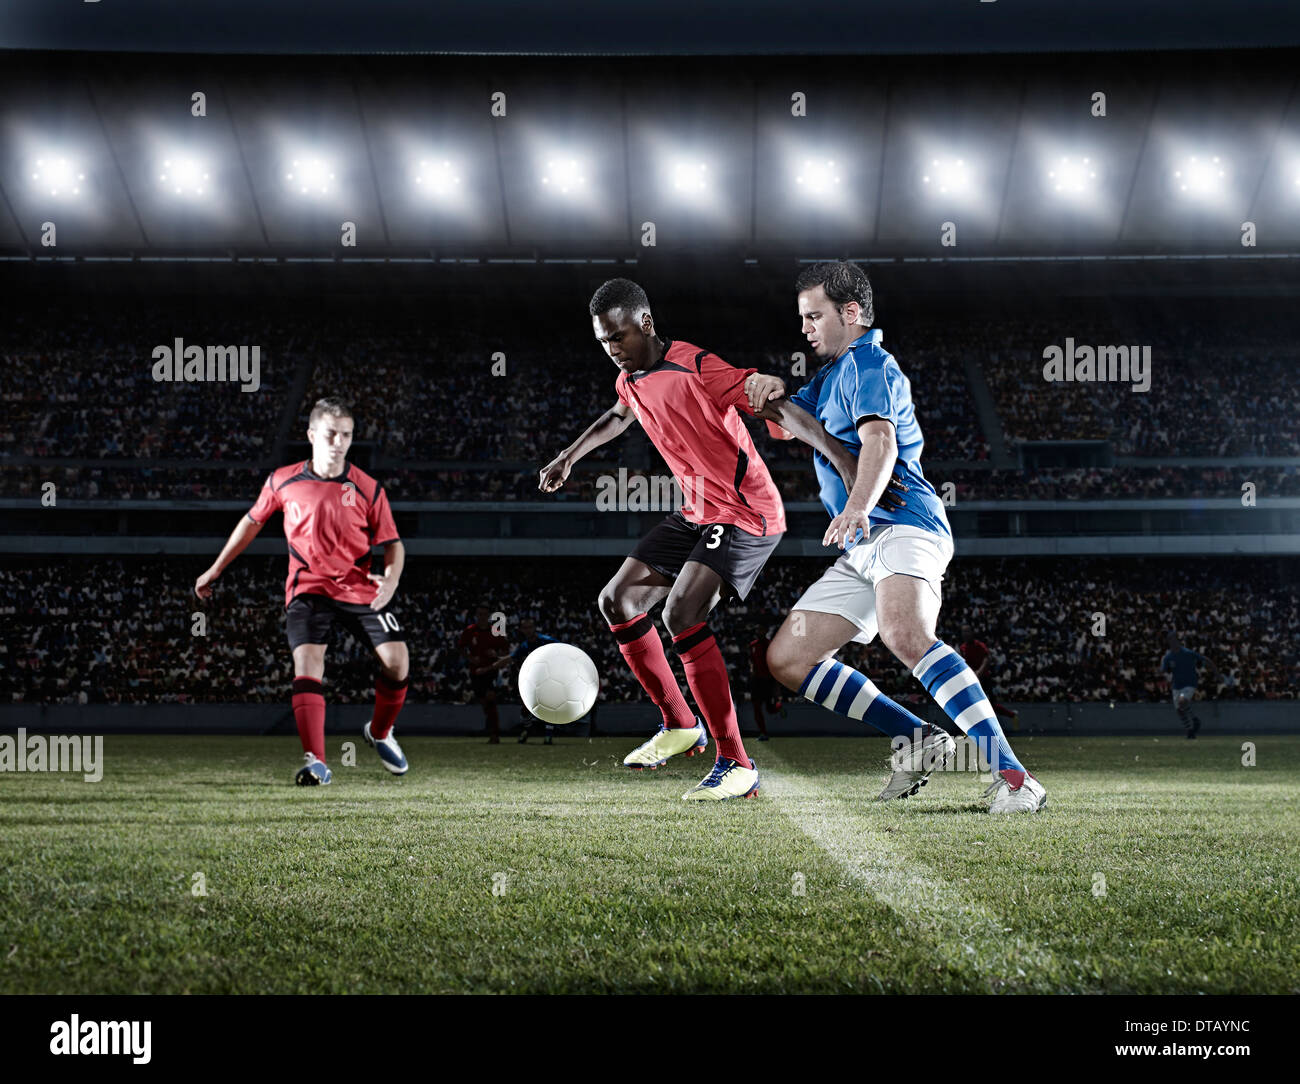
[629,510,782,601]
[285,592,406,651]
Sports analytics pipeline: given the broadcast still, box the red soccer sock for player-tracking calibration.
[370,673,409,740]
[609,613,696,729]
[291,676,326,762]
[672,622,748,764]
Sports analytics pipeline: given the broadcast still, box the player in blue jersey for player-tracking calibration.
[488,618,562,744]
[752,261,1045,813]
[1160,631,1218,738]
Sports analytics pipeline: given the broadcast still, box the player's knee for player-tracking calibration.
[660,598,698,639]
[383,644,409,682]
[597,585,629,625]
[879,622,928,670]
[766,639,806,691]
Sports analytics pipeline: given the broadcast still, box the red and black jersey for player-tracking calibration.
[960,639,990,672]
[247,460,400,608]
[615,339,786,537]
[458,624,508,671]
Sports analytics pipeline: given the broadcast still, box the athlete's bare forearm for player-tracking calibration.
[382,540,405,583]
[210,516,262,576]
[844,420,898,515]
[563,404,634,464]
[757,398,857,489]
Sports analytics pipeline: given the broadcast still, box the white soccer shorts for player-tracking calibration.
[1172,685,1196,704]
[792,524,954,645]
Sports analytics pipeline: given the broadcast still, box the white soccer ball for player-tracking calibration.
[518,643,600,725]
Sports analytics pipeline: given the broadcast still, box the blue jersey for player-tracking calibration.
[1162,647,1207,687]
[789,328,951,546]
[512,634,558,664]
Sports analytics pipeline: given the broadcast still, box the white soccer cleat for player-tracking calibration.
[875,725,957,801]
[681,756,760,801]
[362,719,409,775]
[622,720,708,770]
[984,770,1047,813]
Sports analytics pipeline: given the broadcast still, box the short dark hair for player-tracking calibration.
[308,396,354,427]
[589,278,650,319]
[795,261,874,325]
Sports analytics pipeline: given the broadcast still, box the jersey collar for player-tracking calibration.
[304,460,352,483]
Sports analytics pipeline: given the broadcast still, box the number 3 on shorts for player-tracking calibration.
[705,524,724,549]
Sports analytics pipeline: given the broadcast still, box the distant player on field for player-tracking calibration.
[488,618,560,744]
[757,262,1045,812]
[539,278,858,800]
[1160,631,1217,738]
[194,397,411,785]
[459,604,508,743]
[959,625,1019,730]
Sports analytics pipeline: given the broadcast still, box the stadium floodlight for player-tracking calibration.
[285,155,337,198]
[30,155,86,198]
[794,157,843,198]
[669,158,711,198]
[539,155,588,197]
[921,156,973,197]
[1172,154,1227,200]
[413,157,462,200]
[158,153,211,198]
[1046,155,1099,199]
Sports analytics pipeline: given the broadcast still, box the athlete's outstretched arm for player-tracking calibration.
[755,397,858,491]
[823,418,898,549]
[539,401,635,493]
[195,515,263,598]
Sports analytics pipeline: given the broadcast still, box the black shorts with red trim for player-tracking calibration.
[286,592,405,651]
[629,511,782,601]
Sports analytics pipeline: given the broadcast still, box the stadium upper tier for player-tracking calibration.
[4,307,1298,488]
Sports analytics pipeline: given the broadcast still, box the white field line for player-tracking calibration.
[760,752,1067,988]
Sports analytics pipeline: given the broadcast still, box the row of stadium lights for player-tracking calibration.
[27,148,1296,204]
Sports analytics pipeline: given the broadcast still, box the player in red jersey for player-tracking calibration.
[458,604,509,743]
[539,278,858,801]
[958,625,1019,730]
[194,397,411,785]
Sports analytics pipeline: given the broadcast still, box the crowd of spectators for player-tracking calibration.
[4,555,1294,707]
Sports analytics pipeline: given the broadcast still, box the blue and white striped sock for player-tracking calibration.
[912,640,1024,773]
[798,658,927,740]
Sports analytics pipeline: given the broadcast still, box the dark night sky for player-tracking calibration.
[3,0,1300,55]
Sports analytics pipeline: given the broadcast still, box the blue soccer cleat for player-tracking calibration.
[294,752,332,786]
[363,720,409,775]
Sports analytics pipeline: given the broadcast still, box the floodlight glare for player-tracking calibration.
[159,154,210,197]
[285,156,336,197]
[1047,155,1098,197]
[413,158,462,199]
[921,157,971,196]
[30,156,85,198]
[795,158,842,197]
[670,159,710,196]
[1173,155,1227,199]
[540,157,587,196]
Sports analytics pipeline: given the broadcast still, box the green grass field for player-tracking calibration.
[1,734,1297,994]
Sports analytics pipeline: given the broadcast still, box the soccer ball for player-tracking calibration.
[518,643,599,725]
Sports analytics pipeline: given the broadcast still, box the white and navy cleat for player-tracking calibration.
[363,720,409,775]
[681,755,760,801]
[623,719,708,771]
[294,752,333,786]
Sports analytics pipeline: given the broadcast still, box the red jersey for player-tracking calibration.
[458,624,508,670]
[247,460,401,608]
[615,339,786,537]
[749,637,772,679]
[960,639,990,672]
